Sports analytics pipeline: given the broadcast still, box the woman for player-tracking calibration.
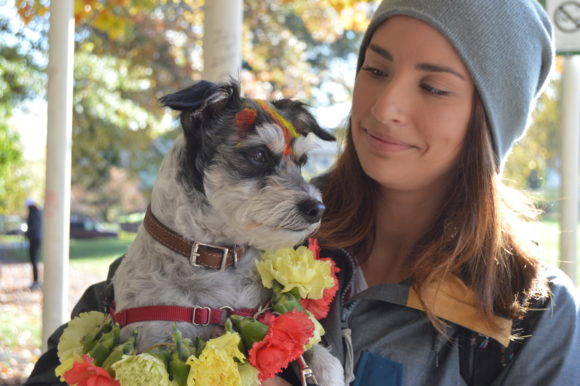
[310,0,579,385]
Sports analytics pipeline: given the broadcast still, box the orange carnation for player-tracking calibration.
[63,355,120,386]
[248,310,314,381]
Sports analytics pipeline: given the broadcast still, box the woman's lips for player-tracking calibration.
[364,128,415,153]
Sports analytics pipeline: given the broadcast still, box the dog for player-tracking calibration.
[111,80,345,385]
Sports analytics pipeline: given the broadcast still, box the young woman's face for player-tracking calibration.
[352,16,475,194]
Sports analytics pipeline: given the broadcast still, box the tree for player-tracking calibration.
[71,51,163,190]
[14,0,377,216]
[72,166,147,221]
[0,127,27,216]
[18,0,374,100]
[0,14,45,215]
[503,78,561,195]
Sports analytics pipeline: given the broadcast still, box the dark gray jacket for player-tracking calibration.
[322,248,580,385]
[26,205,42,241]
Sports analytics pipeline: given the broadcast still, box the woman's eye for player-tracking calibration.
[361,65,386,77]
[421,84,451,96]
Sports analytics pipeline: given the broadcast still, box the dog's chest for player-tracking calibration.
[114,249,270,311]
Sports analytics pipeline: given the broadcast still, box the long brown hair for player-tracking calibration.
[316,91,547,321]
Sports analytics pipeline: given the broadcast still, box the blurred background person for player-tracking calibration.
[25,198,42,291]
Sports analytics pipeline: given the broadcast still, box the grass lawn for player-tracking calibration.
[0,232,135,265]
[523,219,579,279]
[67,233,135,273]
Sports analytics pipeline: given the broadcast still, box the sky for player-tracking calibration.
[10,99,47,162]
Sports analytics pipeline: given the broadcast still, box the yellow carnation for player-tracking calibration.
[54,357,78,381]
[186,332,245,386]
[256,246,334,299]
[238,363,260,386]
[304,313,325,350]
[112,353,173,386]
[55,311,107,380]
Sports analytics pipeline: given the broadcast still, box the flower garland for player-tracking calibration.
[54,239,339,386]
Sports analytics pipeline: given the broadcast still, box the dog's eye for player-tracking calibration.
[248,149,268,164]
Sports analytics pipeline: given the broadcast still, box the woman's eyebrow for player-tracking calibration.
[369,43,467,81]
[416,63,466,80]
[368,44,393,61]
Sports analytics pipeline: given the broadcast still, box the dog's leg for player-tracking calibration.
[305,344,346,386]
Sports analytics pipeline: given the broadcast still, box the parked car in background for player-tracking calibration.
[0,215,26,236]
[70,217,118,239]
[117,211,145,233]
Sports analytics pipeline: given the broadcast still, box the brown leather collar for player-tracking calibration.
[143,205,245,270]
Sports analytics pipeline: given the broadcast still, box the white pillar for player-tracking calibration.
[42,0,74,351]
[559,56,579,285]
[202,0,243,82]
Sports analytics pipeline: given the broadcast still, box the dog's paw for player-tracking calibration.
[306,344,345,386]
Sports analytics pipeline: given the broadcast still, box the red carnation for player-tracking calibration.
[63,355,120,386]
[307,238,321,259]
[248,310,314,381]
[302,239,341,320]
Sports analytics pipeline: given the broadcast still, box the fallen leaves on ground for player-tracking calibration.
[0,261,108,385]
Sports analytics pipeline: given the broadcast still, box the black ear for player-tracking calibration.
[160,80,242,195]
[271,99,335,141]
[159,80,241,114]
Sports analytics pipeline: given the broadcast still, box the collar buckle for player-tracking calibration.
[190,241,236,271]
[192,306,212,326]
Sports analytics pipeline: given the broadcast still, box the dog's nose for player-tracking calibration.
[298,199,326,223]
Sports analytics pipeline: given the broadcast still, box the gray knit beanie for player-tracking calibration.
[357,0,554,167]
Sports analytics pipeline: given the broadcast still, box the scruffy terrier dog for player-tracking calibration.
[111,80,344,385]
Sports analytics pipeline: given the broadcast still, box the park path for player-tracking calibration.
[0,261,108,385]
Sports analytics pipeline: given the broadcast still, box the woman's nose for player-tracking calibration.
[370,77,408,126]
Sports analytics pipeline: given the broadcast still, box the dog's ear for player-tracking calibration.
[160,80,242,195]
[159,80,241,115]
[271,99,335,141]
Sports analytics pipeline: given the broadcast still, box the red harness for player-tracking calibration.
[110,302,262,327]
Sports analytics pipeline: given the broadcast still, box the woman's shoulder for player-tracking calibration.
[543,265,579,310]
[496,266,580,384]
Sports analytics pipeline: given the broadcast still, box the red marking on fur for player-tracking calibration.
[235,108,257,138]
[282,132,293,158]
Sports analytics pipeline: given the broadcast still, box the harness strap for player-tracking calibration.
[110,304,258,327]
[342,327,355,384]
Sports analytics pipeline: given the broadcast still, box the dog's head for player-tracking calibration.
[159,80,335,250]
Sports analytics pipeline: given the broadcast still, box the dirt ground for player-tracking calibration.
[0,261,108,385]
